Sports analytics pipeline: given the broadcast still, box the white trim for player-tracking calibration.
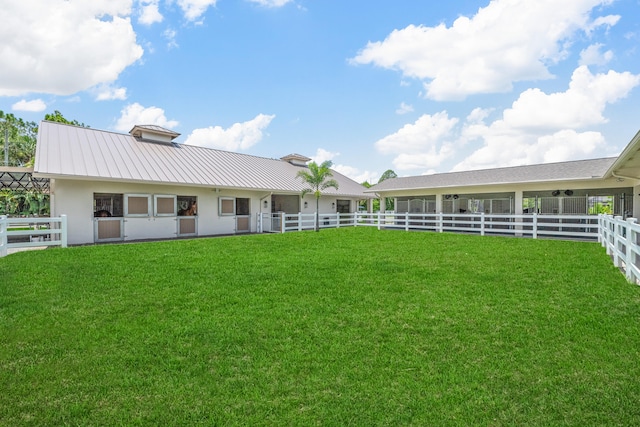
[124,194,151,217]
[154,194,177,217]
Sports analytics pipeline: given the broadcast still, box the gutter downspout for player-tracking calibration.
[612,171,640,181]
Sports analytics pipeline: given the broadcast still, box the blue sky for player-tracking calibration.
[1,0,639,183]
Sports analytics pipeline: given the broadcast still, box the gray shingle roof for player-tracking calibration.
[369,157,617,193]
[34,121,371,198]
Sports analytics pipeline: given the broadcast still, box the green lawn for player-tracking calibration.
[2,228,640,426]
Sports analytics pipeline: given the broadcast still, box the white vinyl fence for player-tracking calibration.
[598,214,640,285]
[0,215,67,257]
[258,211,599,240]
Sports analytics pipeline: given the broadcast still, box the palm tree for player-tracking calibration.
[296,161,339,232]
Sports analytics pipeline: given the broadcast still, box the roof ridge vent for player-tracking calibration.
[281,153,311,166]
[130,125,180,144]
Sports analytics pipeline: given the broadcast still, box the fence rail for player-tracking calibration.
[598,214,640,284]
[0,215,67,257]
[3,212,638,285]
[258,211,600,240]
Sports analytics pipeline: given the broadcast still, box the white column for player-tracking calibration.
[633,184,640,219]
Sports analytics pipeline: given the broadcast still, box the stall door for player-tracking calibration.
[236,198,250,233]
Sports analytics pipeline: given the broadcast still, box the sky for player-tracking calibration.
[1,0,639,184]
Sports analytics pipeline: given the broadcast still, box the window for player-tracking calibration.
[178,196,197,216]
[125,194,151,217]
[219,197,250,216]
[219,197,235,215]
[236,198,250,215]
[94,193,123,217]
[336,199,350,214]
[154,195,176,216]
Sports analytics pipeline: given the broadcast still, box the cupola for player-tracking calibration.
[280,153,311,166]
[129,125,180,144]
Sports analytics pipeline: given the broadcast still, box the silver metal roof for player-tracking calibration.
[369,157,617,193]
[34,121,371,198]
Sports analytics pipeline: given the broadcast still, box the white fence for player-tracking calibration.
[598,214,640,285]
[0,215,67,257]
[3,212,638,285]
[258,211,600,240]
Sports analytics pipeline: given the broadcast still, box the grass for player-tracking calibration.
[2,227,640,426]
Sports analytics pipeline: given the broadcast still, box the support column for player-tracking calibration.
[435,194,443,214]
[514,190,523,236]
[633,184,640,219]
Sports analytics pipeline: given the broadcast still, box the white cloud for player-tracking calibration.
[164,28,179,49]
[311,148,339,164]
[138,0,163,25]
[115,103,179,131]
[177,0,217,22]
[501,66,639,130]
[585,14,620,34]
[351,0,617,100]
[307,148,376,183]
[579,43,614,66]
[452,66,640,171]
[184,114,275,150]
[11,99,46,112]
[332,164,378,185]
[395,102,414,115]
[0,1,143,96]
[246,0,293,7]
[95,85,128,101]
[374,112,457,171]
[374,65,639,174]
[532,130,606,163]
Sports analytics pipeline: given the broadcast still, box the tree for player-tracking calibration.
[378,169,397,183]
[0,111,38,167]
[296,161,339,232]
[378,169,397,211]
[44,110,88,127]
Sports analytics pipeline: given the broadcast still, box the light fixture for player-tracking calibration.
[552,190,561,197]
[263,200,268,208]
[444,194,452,200]
[564,190,573,196]
[331,202,335,209]
[453,194,459,200]
[304,201,308,208]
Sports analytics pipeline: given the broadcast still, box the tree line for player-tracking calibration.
[1,110,86,167]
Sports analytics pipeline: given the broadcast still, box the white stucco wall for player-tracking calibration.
[51,179,362,245]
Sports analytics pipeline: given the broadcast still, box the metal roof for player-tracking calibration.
[34,121,371,198]
[368,157,617,193]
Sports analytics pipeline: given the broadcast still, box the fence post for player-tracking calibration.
[298,212,302,232]
[281,212,285,233]
[0,215,7,257]
[60,214,68,248]
[337,212,340,228]
[405,212,409,232]
[533,213,538,239]
[438,213,443,233]
[377,211,381,230]
[597,214,603,244]
[625,218,637,282]
[480,213,485,236]
[614,216,623,268]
